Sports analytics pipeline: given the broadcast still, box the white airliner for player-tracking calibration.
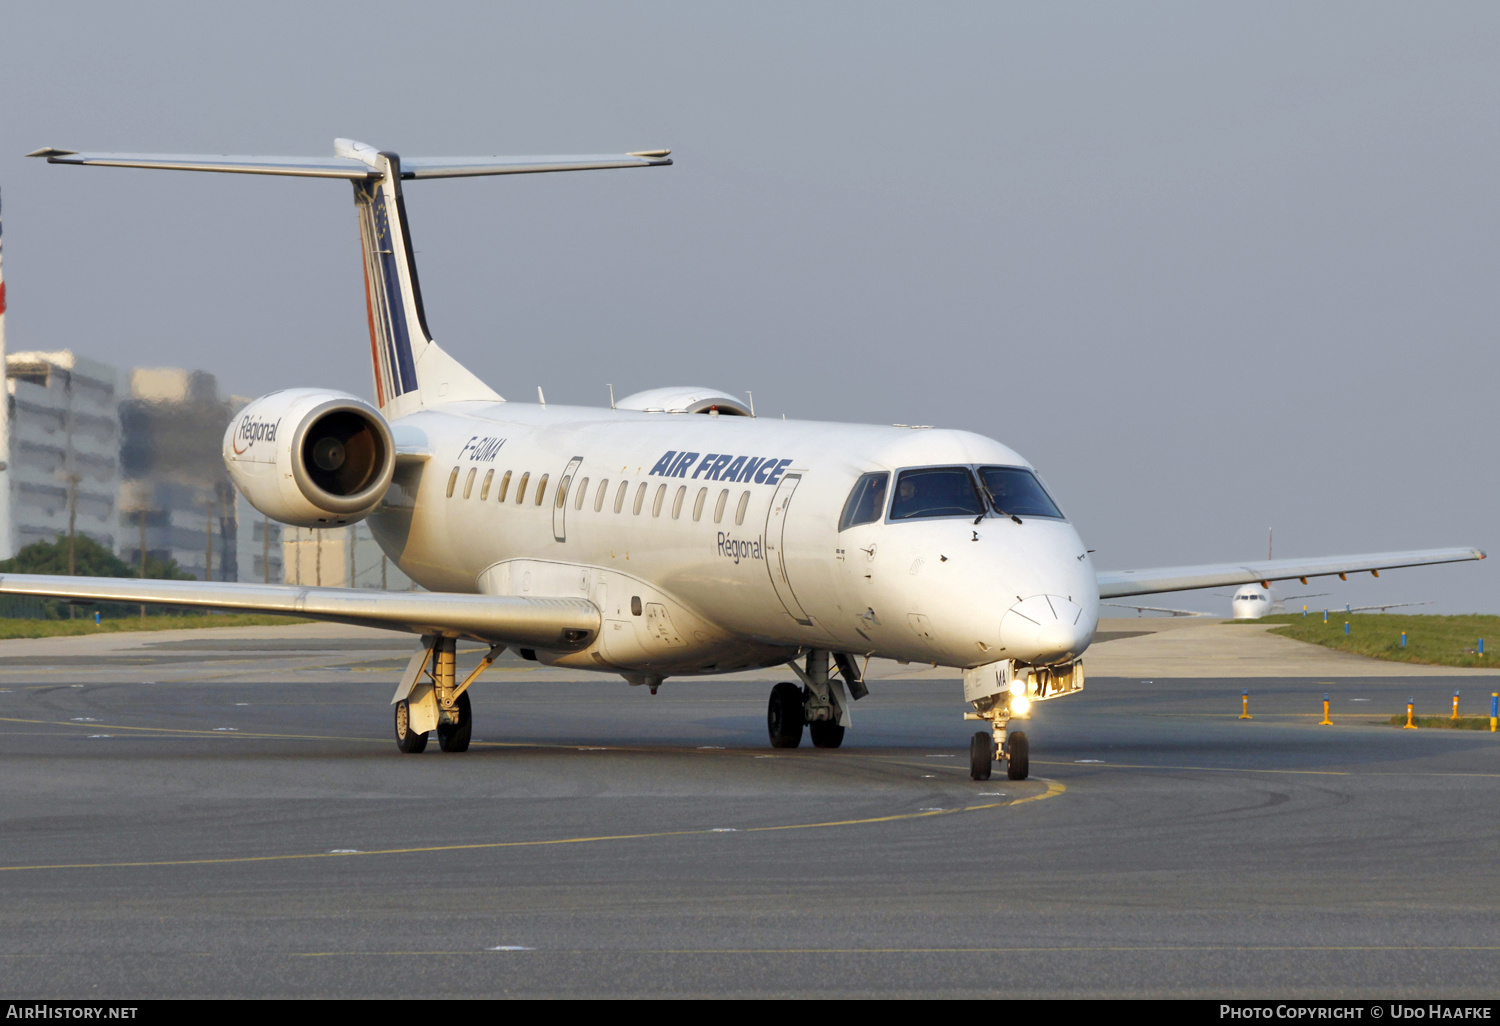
[8,140,1486,782]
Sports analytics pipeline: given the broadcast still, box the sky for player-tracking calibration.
[2,1,1497,614]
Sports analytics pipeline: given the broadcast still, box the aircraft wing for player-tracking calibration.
[1097,548,1485,599]
[1101,602,1211,617]
[1345,601,1433,614]
[0,574,598,650]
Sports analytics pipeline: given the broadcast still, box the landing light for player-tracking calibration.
[1009,680,1026,697]
[1011,695,1031,716]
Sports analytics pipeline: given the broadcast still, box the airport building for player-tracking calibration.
[1,348,406,591]
[3,350,121,559]
[117,368,284,584]
[283,521,412,590]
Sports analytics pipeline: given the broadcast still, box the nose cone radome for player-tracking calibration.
[1000,595,1094,664]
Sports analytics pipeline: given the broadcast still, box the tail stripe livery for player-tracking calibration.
[354,163,422,404]
[29,141,671,413]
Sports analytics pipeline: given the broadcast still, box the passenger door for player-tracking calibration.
[764,474,814,626]
[553,456,583,542]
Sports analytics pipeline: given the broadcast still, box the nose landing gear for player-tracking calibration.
[968,725,1029,780]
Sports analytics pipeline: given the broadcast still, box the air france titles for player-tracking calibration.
[648,451,792,485]
[458,436,505,462]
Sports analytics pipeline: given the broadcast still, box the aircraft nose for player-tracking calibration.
[1000,595,1092,664]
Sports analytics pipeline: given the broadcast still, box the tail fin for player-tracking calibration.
[338,139,499,415]
[29,140,672,415]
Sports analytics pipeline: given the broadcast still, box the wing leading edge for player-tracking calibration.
[0,574,598,649]
[1097,547,1485,600]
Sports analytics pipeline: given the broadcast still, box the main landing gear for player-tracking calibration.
[391,636,503,754]
[765,650,868,749]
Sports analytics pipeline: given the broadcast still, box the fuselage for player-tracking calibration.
[366,402,1100,678]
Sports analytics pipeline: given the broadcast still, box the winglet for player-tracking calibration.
[26,148,77,158]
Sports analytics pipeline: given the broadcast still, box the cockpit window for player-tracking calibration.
[977,466,1065,519]
[889,467,986,520]
[838,472,889,531]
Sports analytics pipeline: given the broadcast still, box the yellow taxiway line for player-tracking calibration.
[0,779,1065,873]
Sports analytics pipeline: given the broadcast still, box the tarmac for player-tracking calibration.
[0,617,1495,998]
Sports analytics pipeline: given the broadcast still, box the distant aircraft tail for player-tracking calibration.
[29,140,671,416]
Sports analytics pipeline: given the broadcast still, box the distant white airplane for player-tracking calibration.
[1105,582,1331,619]
[5,141,1485,782]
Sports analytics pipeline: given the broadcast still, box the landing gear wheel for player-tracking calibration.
[969,731,992,780]
[809,720,845,749]
[1006,731,1029,780]
[437,691,472,753]
[394,699,428,754]
[767,682,804,748]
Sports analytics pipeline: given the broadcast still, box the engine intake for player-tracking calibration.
[225,389,395,527]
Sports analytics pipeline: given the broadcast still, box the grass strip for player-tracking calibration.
[1386,715,1494,730]
[0,614,313,640]
[1258,613,1500,668]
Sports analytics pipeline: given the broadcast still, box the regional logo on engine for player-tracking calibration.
[230,414,281,460]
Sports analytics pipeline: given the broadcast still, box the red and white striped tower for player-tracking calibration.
[0,188,12,558]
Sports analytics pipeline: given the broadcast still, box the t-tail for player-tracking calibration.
[28,140,671,417]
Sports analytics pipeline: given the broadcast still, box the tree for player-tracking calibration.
[0,535,194,619]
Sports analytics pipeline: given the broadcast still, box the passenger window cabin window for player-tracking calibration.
[692,488,707,522]
[446,467,459,498]
[516,472,530,505]
[652,483,667,517]
[632,482,647,515]
[838,472,889,530]
[595,479,609,512]
[671,485,686,520]
[496,471,511,503]
[615,481,629,514]
[535,474,549,506]
[574,477,589,510]
[556,475,570,509]
[976,466,1066,520]
[714,489,729,524]
[463,468,477,499]
[735,490,750,525]
[889,467,985,520]
[479,469,494,501]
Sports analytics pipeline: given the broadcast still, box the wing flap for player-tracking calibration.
[1097,548,1485,599]
[0,574,598,649]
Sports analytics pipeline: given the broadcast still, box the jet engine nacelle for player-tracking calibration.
[223,388,395,528]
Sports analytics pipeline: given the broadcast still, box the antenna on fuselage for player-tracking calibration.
[538,386,546,406]
[746,391,755,418]
[607,383,616,410]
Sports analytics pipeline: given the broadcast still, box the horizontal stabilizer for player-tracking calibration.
[1097,547,1485,599]
[0,574,599,649]
[28,148,671,179]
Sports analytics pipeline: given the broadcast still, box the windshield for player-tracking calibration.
[889,467,986,520]
[977,466,1065,519]
[839,472,889,530]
